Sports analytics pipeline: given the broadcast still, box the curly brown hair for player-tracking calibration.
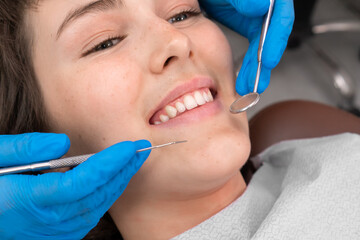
[0,1,121,239]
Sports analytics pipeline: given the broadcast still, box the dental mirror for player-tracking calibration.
[230,0,275,114]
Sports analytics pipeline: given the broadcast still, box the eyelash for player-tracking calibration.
[83,8,202,57]
[168,8,202,24]
[82,35,127,57]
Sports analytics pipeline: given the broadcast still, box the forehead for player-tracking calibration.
[26,0,123,44]
[56,0,122,39]
[28,0,199,41]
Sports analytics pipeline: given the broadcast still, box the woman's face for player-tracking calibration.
[29,0,250,197]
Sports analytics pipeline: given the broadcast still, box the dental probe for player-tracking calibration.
[0,140,187,176]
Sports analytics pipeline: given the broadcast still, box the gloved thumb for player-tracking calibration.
[230,0,269,17]
[0,132,70,167]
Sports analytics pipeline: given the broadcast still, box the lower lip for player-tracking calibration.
[150,98,222,127]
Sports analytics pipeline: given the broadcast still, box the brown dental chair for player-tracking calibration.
[241,100,360,183]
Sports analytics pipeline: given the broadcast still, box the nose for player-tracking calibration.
[148,20,193,74]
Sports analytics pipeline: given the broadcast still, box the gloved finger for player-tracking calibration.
[52,226,95,240]
[29,140,151,207]
[86,145,151,217]
[20,219,91,240]
[40,140,151,224]
[230,0,269,17]
[0,133,70,167]
[233,14,262,40]
[262,0,295,69]
[236,38,271,95]
[46,229,90,240]
[42,209,101,238]
[199,1,263,38]
[54,228,92,240]
[236,41,255,95]
[74,140,151,220]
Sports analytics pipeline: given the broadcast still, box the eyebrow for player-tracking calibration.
[56,0,122,40]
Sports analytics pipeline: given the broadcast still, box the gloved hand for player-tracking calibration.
[0,132,151,240]
[199,0,294,95]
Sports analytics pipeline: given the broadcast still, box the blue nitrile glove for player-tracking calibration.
[199,0,294,95]
[0,133,151,240]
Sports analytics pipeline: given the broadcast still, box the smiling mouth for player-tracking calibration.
[149,88,217,125]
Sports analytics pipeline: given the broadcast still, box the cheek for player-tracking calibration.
[192,21,234,76]
[40,56,144,152]
[75,62,139,111]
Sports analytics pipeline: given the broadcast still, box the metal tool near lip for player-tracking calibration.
[230,0,275,114]
[0,140,187,176]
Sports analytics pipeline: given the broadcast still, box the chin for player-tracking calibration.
[185,127,250,187]
[140,118,250,195]
[127,101,250,196]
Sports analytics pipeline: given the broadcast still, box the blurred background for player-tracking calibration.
[222,0,360,119]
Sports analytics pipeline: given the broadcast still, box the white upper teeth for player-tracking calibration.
[175,102,186,113]
[155,88,214,124]
[165,105,177,118]
[203,92,210,102]
[207,91,213,101]
[194,91,206,105]
[160,114,169,122]
[184,95,197,110]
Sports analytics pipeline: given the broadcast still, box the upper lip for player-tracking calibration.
[147,76,217,123]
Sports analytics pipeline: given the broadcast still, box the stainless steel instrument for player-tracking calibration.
[0,140,187,176]
[230,0,275,113]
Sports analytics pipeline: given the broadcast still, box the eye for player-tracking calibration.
[83,35,127,56]
[168,9,202,24]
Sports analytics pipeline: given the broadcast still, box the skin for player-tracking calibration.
[28,0,251,238]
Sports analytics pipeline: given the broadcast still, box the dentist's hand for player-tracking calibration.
[0,133,151,240]
[199,0,294,95]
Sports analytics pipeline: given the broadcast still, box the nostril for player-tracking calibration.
[164,56,175,67]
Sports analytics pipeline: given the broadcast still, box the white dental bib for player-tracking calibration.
[172,133,360,240]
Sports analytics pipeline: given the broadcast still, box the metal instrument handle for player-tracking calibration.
[48,154,94,169]
[254,0,275,93]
